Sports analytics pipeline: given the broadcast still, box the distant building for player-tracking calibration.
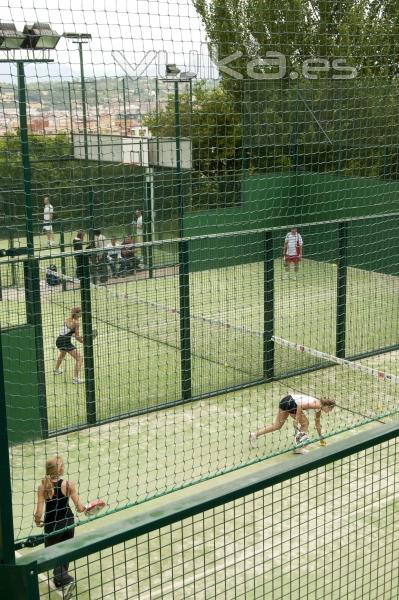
[29,118,50,134]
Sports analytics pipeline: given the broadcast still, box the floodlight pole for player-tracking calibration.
[17,61,34,252]
[174,79,192,399]
[122,77,128,136]
[65,34,94,240]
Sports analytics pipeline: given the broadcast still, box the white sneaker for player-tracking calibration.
[292,275,297,281]
[249,432,257,447]
[283,273,289,280]
[72,378,85,384]
[63,582,76,600]
[294,447,309,455]
[53,369,63,375]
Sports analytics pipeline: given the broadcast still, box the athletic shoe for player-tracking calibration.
[53,369,63,375]
[249,432,257,447]
[294,447,310,455]
[63,582,76,600]
[282,273,289,280]
[72,378,85,384]
[292,275,297,281]
[54,575,74,589]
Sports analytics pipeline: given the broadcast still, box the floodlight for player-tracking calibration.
[23,23,60,50]
[180,71,197,81]
[165,63,180,77]
[63,32,92,40]
[0,23,25,49]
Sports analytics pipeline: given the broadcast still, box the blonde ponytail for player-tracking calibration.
[42,475,54,501]
[42,455,64,500]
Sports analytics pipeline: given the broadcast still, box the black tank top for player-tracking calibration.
[44,479,74,533]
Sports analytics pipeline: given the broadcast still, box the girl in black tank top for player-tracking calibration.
[53,306,85,384]
[34,455,88,590]
[44,479,74,533]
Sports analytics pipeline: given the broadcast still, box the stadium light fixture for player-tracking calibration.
[63,32,92,41]
[180,71,197,81]
[22,22,61,50]
[165,63,180,77]
[0,23,25,49]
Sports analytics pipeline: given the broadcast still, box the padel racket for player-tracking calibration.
[85,498,106,516]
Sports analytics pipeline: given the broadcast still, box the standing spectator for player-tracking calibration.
[106,237,121,277]
[72,230,84,280]
[94,229,108,283]
[133,209,143,258]
[94,229,107,251]
[283,227,303,280]
[43,196,54,247]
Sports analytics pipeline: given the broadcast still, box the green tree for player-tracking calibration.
[193,0,399,79]
[145,82,243,207]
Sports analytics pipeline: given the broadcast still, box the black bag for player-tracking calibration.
[46,264,61,286]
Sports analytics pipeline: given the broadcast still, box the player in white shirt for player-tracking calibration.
[43,196,54,247]
[283,227,303,280]
[249,393,335,447]
[133,209,143,258]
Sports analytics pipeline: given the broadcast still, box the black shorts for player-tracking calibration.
[279,395,297,414]
[56,336,76,352]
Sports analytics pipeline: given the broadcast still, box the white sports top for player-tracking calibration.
[43,204,54,222]
[291,394,320,410]
[59,321,74,336]
[285,232,303,256]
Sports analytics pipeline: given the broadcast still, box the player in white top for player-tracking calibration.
[43,196,54,247]
[133,209,143,257]
[249,393,335,446]
[283,227,303,280]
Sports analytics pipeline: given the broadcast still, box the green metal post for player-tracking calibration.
[175,80,192,400]
[23,258,48,438]
[8,231,17,287]
[93,79,103,211]
[78,42,89,163]
[145,167,154,277]
[60,228,67,292]
[263,231,275,381]
[0,312,15,565]
[76,41,94,253]
[79,252,96,425]
[290,82,301,218]
[17,62,34,252]
[88,187,95,240]
[0,562,40,600]
[122,77,128,136]
[336,222,348,358]
[67,81,74,135]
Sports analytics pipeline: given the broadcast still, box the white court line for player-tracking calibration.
[15,551,64,598]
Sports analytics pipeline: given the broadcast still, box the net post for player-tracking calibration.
[59,226,67,292]
[175,79,192,400]
[23,258,48,439]
[336,221,348,358]
[263,230,274,381]
[0,324,16,565]
[8,230,17,287]
[0,562,40,600]
[178,239,192,400]
[79,252,97,425]
[144,166,154,278]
